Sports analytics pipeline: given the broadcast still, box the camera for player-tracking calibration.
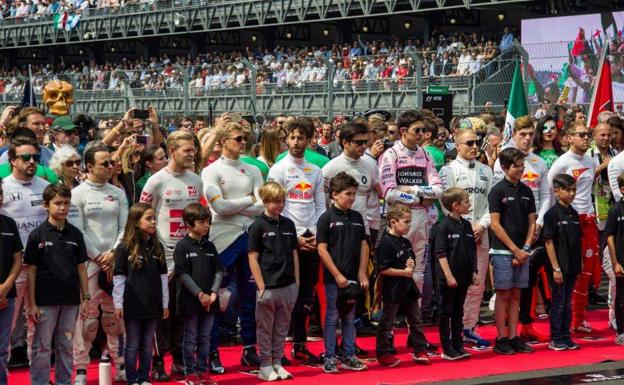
[133,109,149,120]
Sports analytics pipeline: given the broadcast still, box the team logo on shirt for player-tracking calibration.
[38,241,54,248]
[105,195,117,202]
[448,234,460,239]
[289,181,313,200]
[522,171,540,189]
[187,186,198,198]
[329,222,344,228]
[169,209,188,240]
[572,168,590,180]
[263,232,276,238]
[8,192,22,201]
[140,191,153,203]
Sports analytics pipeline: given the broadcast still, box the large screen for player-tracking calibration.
[521,12,624,106]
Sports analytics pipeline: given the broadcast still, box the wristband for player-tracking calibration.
[554,268,562,273]
[522,245,531,252]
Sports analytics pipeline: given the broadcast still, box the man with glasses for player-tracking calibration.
[379,110,443,293]
[49,116,78,152]
[140,131,203,380]
[268,117,326,365]
[493,116,551,343]
[548,121,599,336]
[69,144,128,385]
[202,122,264,372]
[178,117,194,133]
[439,128,493,348]
[0,136,49,368]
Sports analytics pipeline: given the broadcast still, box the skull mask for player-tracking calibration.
[43,80,74,116]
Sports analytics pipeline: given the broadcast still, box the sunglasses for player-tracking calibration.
[227,135,246,143]
[410,127,425,134]
[16,153,40,162]
[99,160,116,168]
[460,140,479,147]
[572,132,592,139]
[542,123,556,133]
[388,130,397,135]
[64,159,81,167]
[351,139,369,147]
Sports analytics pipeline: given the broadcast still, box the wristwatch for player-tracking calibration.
[553,268,562,273]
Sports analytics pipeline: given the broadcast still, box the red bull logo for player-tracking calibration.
[290,181,314,200]
[522,171,539,189]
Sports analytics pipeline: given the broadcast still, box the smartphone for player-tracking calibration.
[230,112,242,122]
[135,135,148,145]
[133,109,149,120]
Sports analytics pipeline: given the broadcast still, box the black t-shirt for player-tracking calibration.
[375,232,420,303]
[23,220,88,306]
[488,178,536,251]
[174,235,224,314]
[248,214,297,289]
[316,205,366,284]
[543,201,582,275]
[604,200,624,266]
[113,239,167,320]
[0,214,22,299]
[434,215,477,286]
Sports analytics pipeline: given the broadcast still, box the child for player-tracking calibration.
[317,172,369,373]
[543,174,582,350]
[174,203,224,385]
[113,203,169,385]
[0,178,23,385]
[435,188,478,360]
[488,147,536,355]
[25,184,89,385]
[605,173,624,345]
[248,182,299,381]
[375,203,430,367]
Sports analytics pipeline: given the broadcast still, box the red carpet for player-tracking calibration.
[9,309,624,385]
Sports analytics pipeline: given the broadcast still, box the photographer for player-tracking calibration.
[102,107,163,148]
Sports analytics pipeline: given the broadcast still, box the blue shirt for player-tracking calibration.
[501,33,514,52]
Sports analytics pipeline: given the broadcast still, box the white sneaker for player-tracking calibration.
[610,315,618,331]
[615,333,624,345]
[488,293,496,311]
[257,366,280,381]
[73,372,87,385]
[574,320,593,334]
[273,364,293,380]
[113,368,126,382]
[140,382,152,385]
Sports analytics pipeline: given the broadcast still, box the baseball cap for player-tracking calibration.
[52,116,77,132]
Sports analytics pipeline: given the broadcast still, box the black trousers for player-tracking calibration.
[154,279,184,365]
[376,300,427,356]
[438,283,469,350]
[291,250,320,344]
[519,246,551,325]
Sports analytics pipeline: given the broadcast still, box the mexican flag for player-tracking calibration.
[503,60,528,146]
[53,12,68,30]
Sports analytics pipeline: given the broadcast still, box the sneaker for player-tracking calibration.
[340,355,367,371]
[425,342,438,352]
[441,347,463,361]
[257,366,280,381]
[562,338,579,350]
[548,341,567,351]
[615,333,624,345]
[140,382,152,385]
[573,320,593,334]
[151,358,170,382]
[241,346,261,368]
[453,346,472,359]
[493,337,515,355]
[273,365,293,380]
[520,324,549,343]
[509,336,534,353]
[411,351,430,365]
[198,371,218,385]
[113,367,126,382]
[292,343,320,365]
[209,351,225,374]
[322,357,340,374]
[377,353,400,367]
[463,328,491,347]
[7,346,29,369]
[186,373,201,385]
[73,369,87,385]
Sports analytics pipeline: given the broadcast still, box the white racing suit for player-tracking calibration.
[439,156,493,330]
[379,141,443,292]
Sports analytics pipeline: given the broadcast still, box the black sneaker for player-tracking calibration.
[209,351,225,374]
[292,343,320,365]
[441,347,463,361]
[509,336,534,353]
[493,337,515,355]
[7,346,29,368]
[453,346,472,359]
[426,342,438,352]
[151,357,170,382]
[340,355,367,371]
[562,338,580,350]
[241,346,261,368]
[322,357,340,374]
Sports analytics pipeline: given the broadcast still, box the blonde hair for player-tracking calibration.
[215,122,244,145]
[259,181,285,203]
[513,115,534,133]
[387,204,411,223]
[455,128,476,141]
[166,130,195,151]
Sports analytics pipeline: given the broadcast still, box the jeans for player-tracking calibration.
[323,283,355,359]
[210,234,256,351]
[124,318,158,384]
[182,311,215,375]
[0,298,14,385]
[550,274,576,343]
[30,305,79,385]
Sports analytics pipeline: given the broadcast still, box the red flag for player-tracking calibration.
[571,28,586,56]
[588,49,613,128]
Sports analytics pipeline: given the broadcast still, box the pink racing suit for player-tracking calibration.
[379,140,443,291]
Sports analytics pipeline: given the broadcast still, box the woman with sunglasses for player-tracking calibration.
[49,146,82,189]
[533,115,564,169]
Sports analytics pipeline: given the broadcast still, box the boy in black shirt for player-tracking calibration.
[249,182,299,381]
[0,178,23,385]
[543,174,582,351]
[25,184,89,385]
[174,203,224,385]
[435,187,479,361]
[317,172,368,373]
[605,173,624,345]
[488,148,536,355]
[375,204,429,367]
